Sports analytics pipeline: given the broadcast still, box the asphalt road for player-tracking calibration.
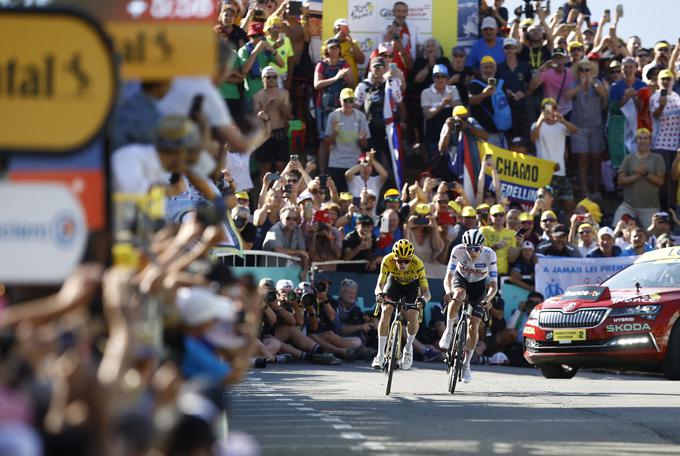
[228,361,680,456]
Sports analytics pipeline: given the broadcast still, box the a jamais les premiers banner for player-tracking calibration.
[0,183,88,284]
[535,256,636,299]
[478,142,555,208]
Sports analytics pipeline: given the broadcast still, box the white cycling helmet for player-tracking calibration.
[462,229,485,247]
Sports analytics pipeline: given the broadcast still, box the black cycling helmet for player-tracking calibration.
[462,229,485,247]
[392,239,415,259]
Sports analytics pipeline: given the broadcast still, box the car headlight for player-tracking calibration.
[528,308,540,320]
[609,304,661,320]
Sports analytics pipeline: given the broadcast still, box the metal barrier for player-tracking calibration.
[214,250,301,268]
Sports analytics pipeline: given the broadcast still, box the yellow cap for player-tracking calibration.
[461,206,477,217]
[490,204,505,215]
[383,188,400,198]
[541,210,557,221]
[578,223,593,231]
[415,203,431,215]
[480,55,496,65]
[339,192,353,201]
[541,97,557,108]
[636,127,651,137]
[448,201,462,214]
[264,15,283,31]
[576,198,602,223]
[658,69,675,79]
[235,191,249,200]
[654,41,670,51]
[519,212,533,222]
[452,105,469,117]
[340,88,355,100]
[568,41,583,50]
[476,203,490,211]
[520,18,533,28]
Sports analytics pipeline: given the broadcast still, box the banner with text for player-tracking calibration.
[535,256,636,299]
[478,141,556,209]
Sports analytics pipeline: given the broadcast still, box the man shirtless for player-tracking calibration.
[253,66,293,173]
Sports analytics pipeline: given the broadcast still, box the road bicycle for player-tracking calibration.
[374,295,422,396]
[444,298,488,394]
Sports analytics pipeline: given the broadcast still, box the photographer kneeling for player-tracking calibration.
[272,280,342,365]
[299,281,365,362]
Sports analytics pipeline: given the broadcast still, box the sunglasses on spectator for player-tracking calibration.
[265,75,278,79]
[285,216,299,221]
[342,98,355,103]
[381,53,394,58]
[385,197,400,203]
[434,74,447,79]
[466,246,482,253]
[658,47,670,53]
[453,53,466,58]
[492,212,505,217]
[287,178,298,184]
[542,218,557,223]
[570,47,583,53]
[579,230,592,235]
[521,220,533,225]
[578,68,591,72]
[463,216,476,220]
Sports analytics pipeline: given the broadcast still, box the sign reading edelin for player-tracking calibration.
[0,11,116,153]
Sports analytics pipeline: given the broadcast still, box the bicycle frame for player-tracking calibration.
[446,298,473,394]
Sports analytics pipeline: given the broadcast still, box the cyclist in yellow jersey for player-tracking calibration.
[372,239,431,370]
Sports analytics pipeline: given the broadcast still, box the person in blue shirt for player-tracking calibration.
[466,16,505,70]
[622,227,654,256]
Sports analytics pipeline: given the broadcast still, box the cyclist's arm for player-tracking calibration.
[416,260,430,302]
[374,256,389,296]
[420,286,431,303]
[443,269,455,296]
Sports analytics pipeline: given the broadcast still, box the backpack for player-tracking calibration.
[359,78,386,130]
[471,79,512,131]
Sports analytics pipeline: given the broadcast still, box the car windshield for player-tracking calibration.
[602,262,680,289]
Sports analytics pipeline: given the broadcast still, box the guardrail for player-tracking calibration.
[213,250,301,268]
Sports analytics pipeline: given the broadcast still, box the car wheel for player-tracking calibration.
[662,321,680,380]
[539,364,578,379]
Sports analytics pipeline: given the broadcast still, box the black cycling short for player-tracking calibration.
[452,271,487,319]
[384,275,420,305]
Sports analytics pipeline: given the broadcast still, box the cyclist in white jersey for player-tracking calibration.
[439,229,498,383]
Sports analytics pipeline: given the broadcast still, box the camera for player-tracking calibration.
[314,281,328,293]
[319,174,328,190]
[265,290,277,303]
[414,216,429,226]
[286,290,298,302]
[513,0,535,19]
[301,292,318,308]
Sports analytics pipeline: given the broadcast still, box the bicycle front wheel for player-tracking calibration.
[385,321,401,396]
[449,317,467,395]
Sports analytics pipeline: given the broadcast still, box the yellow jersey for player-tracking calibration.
[481,225,517,275]
[379,252,429,289]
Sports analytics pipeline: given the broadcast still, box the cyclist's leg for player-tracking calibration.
[403,281,421,354]
[442,271,468,338]
[465,279,488,365]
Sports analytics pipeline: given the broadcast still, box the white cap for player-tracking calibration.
[378,42,393,54]
[481,16,497,30]
[598,226,615,239]
[175,287,235,326]
[366,188,377,198]
[334,18,348,28]
[276,279,295,291]
[262,66,278,77]
[503,37,519,47]
[520,240,535,250]
[489,352,509,365]
[297,190,314,203]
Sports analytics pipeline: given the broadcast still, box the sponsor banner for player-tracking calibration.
[457,0,478,50]
[348,0,432,35]
[0,10,116,153]
[0,183,87,284]
[478,141,556,209]
[536,256,636,299]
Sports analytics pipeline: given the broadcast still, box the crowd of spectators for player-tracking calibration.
[3,0,680,453]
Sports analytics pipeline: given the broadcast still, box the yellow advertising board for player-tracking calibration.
[106,21,216,80]
[0,10,116,153]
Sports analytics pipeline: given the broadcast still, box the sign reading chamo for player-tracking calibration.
[0,10,116,153]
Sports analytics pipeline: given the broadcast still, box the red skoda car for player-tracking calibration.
[524,247,680,380]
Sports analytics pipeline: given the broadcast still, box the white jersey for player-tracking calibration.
[447,244,498,283]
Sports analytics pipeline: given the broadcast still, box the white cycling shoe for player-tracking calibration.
[372,355,384,369]
[438,331,453,350]
[400,348,413,370]
[462,363,472,383]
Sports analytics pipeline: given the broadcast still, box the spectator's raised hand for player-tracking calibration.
[335,67,350,81]
[305,160,316,174]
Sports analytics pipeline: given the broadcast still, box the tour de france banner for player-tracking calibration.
[535,256,636,299]
[478,141,556,209]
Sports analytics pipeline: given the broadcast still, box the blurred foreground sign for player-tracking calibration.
[0,10,116,153]
[0,183,87,284]
[7,0,218,79]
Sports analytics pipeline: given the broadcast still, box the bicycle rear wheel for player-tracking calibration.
[385,322,401,396]
[449,317,467,395]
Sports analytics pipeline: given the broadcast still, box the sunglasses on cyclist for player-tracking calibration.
[465,246,482,253]
[396,259,410,265]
